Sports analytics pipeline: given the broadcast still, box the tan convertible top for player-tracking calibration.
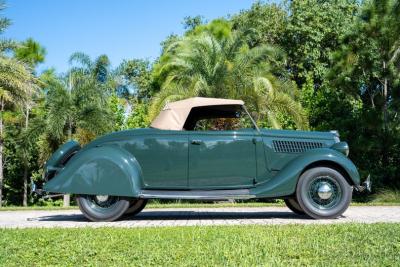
[151,97,244,130]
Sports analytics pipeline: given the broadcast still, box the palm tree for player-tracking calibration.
[0,58,35,207]
[42,53,114,206]
[0,2,36,207]
[14,38,46,206]
[150,24,308,129]
[44,53,114,146]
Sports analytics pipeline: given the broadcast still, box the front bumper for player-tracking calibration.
[354,175,371,192]
[31,181,44,196]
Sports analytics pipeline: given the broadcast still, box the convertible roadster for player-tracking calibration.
[42,97,370,221]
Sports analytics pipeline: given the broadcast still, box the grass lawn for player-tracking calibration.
[0,223,399,266]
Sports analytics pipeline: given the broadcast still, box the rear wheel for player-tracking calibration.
[125,199,148,216]
[296,167,352,219]
[284,198,305,215]
[76,195,130,222]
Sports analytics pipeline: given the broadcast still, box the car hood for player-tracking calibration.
[259,129,338,141]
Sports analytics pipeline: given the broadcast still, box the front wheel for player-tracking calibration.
[296,167,352,219]
[76,195,130,222]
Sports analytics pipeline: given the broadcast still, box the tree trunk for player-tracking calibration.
[22,164,28,207]
[0,99,4,207]
[369,90,375,108]
[383,61,388,130]
[63,120,72,207]
[382,61,389,184]
[63,76,74,207]
[22,105,29,207]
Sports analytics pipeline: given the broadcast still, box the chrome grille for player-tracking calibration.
[272,140,323,153]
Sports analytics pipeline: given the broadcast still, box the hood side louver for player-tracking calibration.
[272,140,323,153]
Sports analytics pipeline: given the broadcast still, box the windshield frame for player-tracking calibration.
[242,105,260,132]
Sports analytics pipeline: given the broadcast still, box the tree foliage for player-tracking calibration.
[14,38,46,69]
[43,53,114,148]
[328,0,400,187]
[0,1,36,206]
[151,21,308,129]
[231,1,287,47]
[284,0,359,87]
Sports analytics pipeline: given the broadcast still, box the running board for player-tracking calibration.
[139,189,255,200]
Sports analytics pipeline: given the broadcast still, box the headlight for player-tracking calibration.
[330,130,340,143]
[331,142,349,157]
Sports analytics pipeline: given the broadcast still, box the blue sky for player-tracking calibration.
[3,0,265,73]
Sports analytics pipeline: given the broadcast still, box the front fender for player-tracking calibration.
[251,148,360,198]
[44,146,143,197]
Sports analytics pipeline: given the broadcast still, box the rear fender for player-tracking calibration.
[251,148,360,198]
[44,146,143,197]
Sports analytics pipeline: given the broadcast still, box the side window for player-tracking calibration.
[194,118,241,131]
[184,106,255,131]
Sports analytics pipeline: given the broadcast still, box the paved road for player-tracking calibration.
[0,206,399,228]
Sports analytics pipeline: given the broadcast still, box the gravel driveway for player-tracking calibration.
[1,206,399,228]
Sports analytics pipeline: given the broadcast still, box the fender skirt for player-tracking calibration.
[250,148,360,198]
[44,146,143,197]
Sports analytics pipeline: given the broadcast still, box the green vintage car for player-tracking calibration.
[42,97,370,221]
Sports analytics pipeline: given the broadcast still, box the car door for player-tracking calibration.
[126,130,189,189]
[188,129,257,189]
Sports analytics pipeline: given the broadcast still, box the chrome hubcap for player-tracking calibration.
[317,182,333,199]
[308,176,342,209]
[95,195,109,202]
[87,195,119,210]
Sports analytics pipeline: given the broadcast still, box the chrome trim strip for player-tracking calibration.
[139,189,255,200]
[242,105,260,132]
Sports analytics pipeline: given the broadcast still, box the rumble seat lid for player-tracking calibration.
[151,97,244,130]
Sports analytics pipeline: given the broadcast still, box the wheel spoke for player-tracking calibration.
[307,176,342,210]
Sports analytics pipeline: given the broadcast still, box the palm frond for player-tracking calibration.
[69,52,93,70]
[267,91,309,130]
[0,57,36,107]
[0,38,17,52]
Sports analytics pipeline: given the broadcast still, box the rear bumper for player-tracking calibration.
[354,175,371,192]
[31,181,65,199]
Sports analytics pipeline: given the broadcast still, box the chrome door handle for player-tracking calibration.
[191,140,202,145]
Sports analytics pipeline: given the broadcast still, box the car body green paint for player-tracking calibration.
[44,140,80,174]
[44,145,143,196]
[43,127,361,199]
[187,129,256,189]
[250,147,360,198]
